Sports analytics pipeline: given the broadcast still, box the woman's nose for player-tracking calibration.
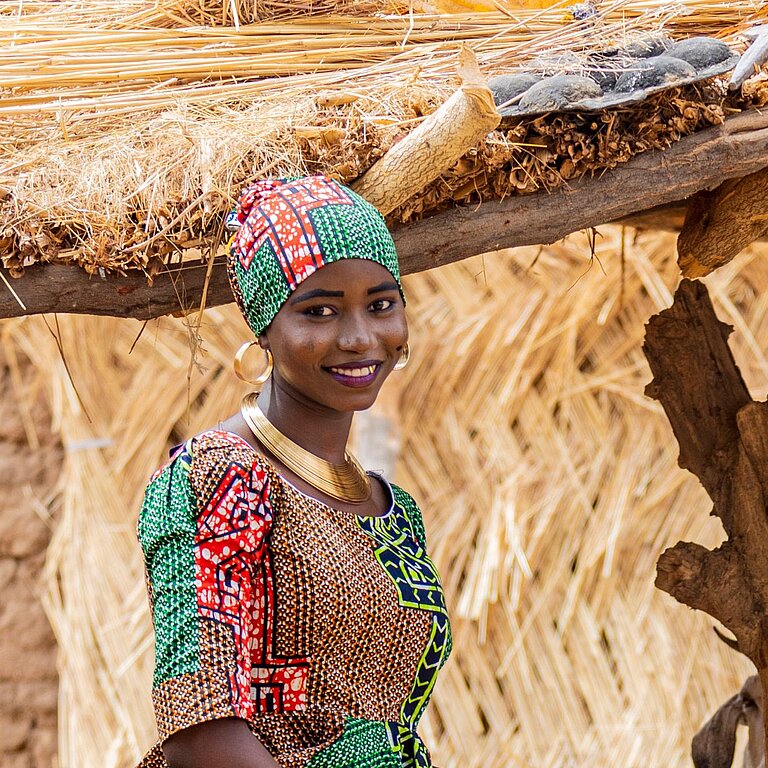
[336,312,375,352]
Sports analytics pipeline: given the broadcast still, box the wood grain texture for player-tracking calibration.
[678,166,768,278]
[618,201,768,239]
[3,110,768,320]
[644,279,768,759]
[0,257,233,320]
[351,48,501,215]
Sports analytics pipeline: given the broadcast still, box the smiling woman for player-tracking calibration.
[136,176,451,768]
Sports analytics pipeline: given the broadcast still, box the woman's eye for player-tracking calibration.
[370,299,394,311]
[304,305,335,317]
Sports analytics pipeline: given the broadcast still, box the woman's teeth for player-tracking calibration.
[329,365,377,378]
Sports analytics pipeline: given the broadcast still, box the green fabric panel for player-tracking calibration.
[390,485,427,548]
[232,239,291,338]
[307,718,400,768]
[137,449,199,686]
[309,191,401,287]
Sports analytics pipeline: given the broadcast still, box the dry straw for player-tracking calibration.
[0,0,765,274]
[5,226,764,767]
[1,0,409,28]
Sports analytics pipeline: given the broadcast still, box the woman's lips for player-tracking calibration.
[325,363,381,388]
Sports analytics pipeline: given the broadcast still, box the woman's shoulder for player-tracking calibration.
[388,481,418,510]
[142,429,275,512]
[138,429,278,546]
[191,426,260,454]
[150,428,267,480]
[187,428,258,464]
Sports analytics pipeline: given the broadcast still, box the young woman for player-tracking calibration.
[137,175,452,768]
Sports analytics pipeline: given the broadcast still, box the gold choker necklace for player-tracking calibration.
[241,392,372,504]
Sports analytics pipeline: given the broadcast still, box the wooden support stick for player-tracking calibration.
[3,110,768,320]
[351,47,500,215]
[644,279,768,761]
[0,258,234,320]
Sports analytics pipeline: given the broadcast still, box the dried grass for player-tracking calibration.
[0,0,408,27]
[0,0,765,274]
[5,226,766,766]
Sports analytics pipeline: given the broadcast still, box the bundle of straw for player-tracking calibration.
[7,227,766,767]
[0,0,764,275]
[2,2,762,114]
[0,0,408,27]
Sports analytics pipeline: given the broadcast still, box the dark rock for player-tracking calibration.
[589,66,621,90]
[488,73,541,107]
[614,55,697,93]
[585,49,624,90]
[518,75,602,112]
[623,33,672,59]
[666,37,734,70]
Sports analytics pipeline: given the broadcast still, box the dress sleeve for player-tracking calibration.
[137,431,276,742]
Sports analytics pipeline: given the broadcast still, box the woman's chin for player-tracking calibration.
[324,385,385,413]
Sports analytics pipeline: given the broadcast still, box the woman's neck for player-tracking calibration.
[256,379,353,464]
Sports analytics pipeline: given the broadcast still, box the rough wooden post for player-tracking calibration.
[643,279,768,761]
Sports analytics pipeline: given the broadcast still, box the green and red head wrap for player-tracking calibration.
[227,175,404,337]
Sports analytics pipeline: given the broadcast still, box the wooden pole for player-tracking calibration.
[678,166,768,278]
[3,110,768,320]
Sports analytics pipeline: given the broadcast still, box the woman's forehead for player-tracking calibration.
[295,259,397,292]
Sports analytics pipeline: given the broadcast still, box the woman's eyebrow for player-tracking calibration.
[367,281,400,294]
[290,288,344,305]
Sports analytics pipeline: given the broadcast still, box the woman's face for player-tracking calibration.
[262,259,408,413]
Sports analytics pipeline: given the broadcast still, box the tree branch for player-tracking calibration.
[678,166,768,278]
[3,110,768,320]
[645,279,768,674]
[643,279,751,501]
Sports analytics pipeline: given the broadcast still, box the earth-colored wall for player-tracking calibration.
[0,345,61,767]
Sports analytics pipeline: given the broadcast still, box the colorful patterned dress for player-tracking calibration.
[137,430,452,768]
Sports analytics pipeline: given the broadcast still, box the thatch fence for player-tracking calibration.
[3,227,761,767]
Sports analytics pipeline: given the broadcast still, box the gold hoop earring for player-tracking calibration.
[394,343,410,371]
[234,342,273,388]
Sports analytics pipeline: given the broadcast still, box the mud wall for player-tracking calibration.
[0,345,61,767]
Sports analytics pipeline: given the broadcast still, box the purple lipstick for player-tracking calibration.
[325,361,382,388]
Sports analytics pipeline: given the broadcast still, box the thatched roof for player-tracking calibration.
[0,0,767,317]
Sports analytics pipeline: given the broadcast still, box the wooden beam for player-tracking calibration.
[0,258,233,320]
[614,202,689,233]
[616,201,768,241]
[3,109,768,320]
[398,109,768,273]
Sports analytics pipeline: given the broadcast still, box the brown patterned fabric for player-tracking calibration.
[151,620,239,742]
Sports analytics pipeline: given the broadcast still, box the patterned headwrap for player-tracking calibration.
[227,175,404,337]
